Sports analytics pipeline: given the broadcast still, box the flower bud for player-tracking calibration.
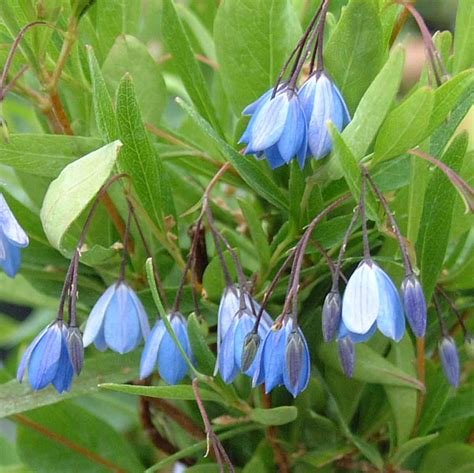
[322,291,341,342]
[241,331,261,373]
[401,274,427,338]
[285,330,306,389]
[465,333,474,360]
[439,336,460,388]
[337,336,355,378]
[67,327,84,375]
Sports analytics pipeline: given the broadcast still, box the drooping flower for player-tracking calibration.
[66,326,84,374]
[140,312,193,385]
[253,317,310,397]
[322,290,342,342]
[17,320,74,393]
[298,72,351,160]
[215,285,273,383]
[240,86,308,169]
[83,282,150,354]
[401,274,427,337]
[0,193,29,277]
[337,336,355,378]
[341,260,405,342]
[439,336,460,388]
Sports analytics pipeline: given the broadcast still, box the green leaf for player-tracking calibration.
[352,435,384,470]
[391,434,438,467]
[100,383,223,404]
[342,46,405,159]
[16,402,143,473]
[250,406,298,426]
[419,443,474,473]
[0,135,103,178]
[319,343,424,390]
[177,98,288,210]
[102,35,167,124]
[40,141,122,252]
[161,0,222,134]
[0,351,140,418]
[373,87,434,165]
[187,313,216,375]
[453,0,474,73]
[434,390,474,428]
[202,251,236,302]
[416,133,468,301]
[325,0,385,113]
[86,45,119,142]
[214,0,300,114]
[116,74,176,233]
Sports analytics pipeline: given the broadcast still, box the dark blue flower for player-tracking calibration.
[322,290,342,342]
[337,336,355,378]
[299,72,351,160]
[401,274,427,337]
[17,320,74,393]
[240,87,308,169]
[66,326,84,375]
[253,317,310,397]
[0,193,29,277]
[439,336,460,388]
[83,281,150,354]
[215,285,273,383]
[140,312,193,385]
[341,260,405,342]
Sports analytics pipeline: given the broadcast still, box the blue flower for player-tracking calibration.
[17,320,74,393]
[240,87,308,169]
[140,312,193,385]
[439,336,460,388]
[83,282,150,354]
[299,72,350,160]
[337,336,355,378]
[322,290,342,342]
[401,274,427,337]
[253,317,310,397]
[0,193,29,277]
[66,326,84,375]
[341,260,405,342]
[215,285,273,383]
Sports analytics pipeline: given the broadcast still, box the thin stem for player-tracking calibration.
[118,201,133,283]
[433,292,448,336]
[67,249,80,327]
[436,286,468,336]
[315,0,330,73]
[363,167,413,275]
[359,174,371,261]
[56,255,77,322]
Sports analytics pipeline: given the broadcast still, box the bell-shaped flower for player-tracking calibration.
[140,312,193,385]
[83,281,150,354]
[240,87,308,169]
[215,285,272,379]
[439,336,460,388]
[401,274,427,338]
[253,317,310,397]
[0,193,29,277]
[17,320,74,393]
[299,72,350,160]
[341,260,405,342]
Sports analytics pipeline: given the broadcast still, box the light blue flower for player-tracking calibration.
[83,282,150,354]
[341,260,405,342]
[17,320,74,393]
[0,193,29,277]
[253,317,310,397]
[299,72,350,160]
[439,336,460,388]
[215,285,273,383]
[240,87,308,169]
[140,312,193,385]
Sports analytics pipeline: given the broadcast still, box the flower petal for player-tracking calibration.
[140,320,166,379]
[218,318,239,384]
[0,194,29,247]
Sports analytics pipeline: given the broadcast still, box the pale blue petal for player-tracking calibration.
[17,326,49,382]
[242,88,273,115]
[298,76,317,120]
[332,83,351,127]
[262,327,286,393]
[338,320,376,343]
[277,97,305,162]
[129,289,150,340]
[233,313,255,374]
[0,239,21,277]
[140,320,166,379]
[94,324,108,351]
[0,194,29,247]
[264,144,287,169]
[52,328,74,393]
[219,318,239,384]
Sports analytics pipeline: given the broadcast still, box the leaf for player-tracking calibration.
[342,46,405,159]
[86,45,119,142]
[419,443,474,473]
[187,313,216,375]
[177,98,289,209]
[116,75,176,233]
[16,402,143,473]
[325,0,385,113]
[100,383,223,404]
[0,135,103,178]
[453,0,474,73]
[202,251,236,302]
[391,434,438,467]
[434,390,474,428]
[352,435,384,470]
[40,141,122,252]
[250,406,298,426]
[102,35,167,124]
[416,133,468,301]
[161,0,222,134]
[214,0,300,114]
[373,87,434,165]
[319,343,424,390]
[0,351,140,418]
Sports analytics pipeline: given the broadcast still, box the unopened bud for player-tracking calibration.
[285,331,305,389]
[67,327,84,374]
[322,291,342,342]
[439,336,460,388]
[241,331,260,373]
[337,337,355,378]
[401,274,427,337]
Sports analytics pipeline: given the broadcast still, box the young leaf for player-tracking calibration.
[453,0,474,73]
[419,443,474,473]
[187,313,216,375]
[40,141,122,252]
[373,87,434,165]
[352,435,384,470]
[214,0,300,114]
[390,434,438,467]
[250,406,298,426]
